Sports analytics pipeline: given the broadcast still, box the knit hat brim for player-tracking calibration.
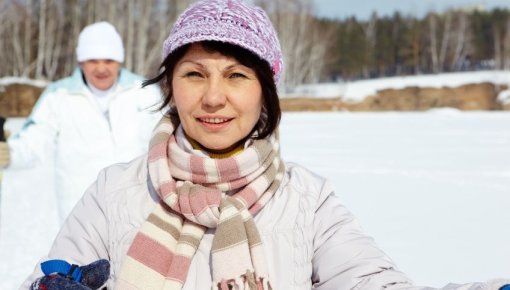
[162,0,283,84]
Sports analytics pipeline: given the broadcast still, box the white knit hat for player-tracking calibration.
[76,21,124,63]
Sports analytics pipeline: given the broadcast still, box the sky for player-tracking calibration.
[313,0,510,20]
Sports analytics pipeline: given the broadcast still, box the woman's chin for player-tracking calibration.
[197,139,244,155]
[202,144,237,154]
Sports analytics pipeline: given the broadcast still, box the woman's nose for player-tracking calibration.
[202,78,226,107]
[94,61,109,73]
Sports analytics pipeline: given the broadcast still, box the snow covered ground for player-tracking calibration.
[1,110,510,289]
[284,70,510,103]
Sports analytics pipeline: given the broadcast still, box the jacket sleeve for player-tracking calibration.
[8,89,59,169]
[311,181,510,290]
[19,168,110,290]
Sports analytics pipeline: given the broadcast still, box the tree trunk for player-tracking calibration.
[125,0,135,71]
[452,12,469,71]
[87,0,95,25]
[23,0,33,77]
[429,14,439,73]
[135,0,153,75]
[64,0,82,76]
[438,12,452,71]
[503,19,510,70]
[35,0,47,79]
[494,27,502,69]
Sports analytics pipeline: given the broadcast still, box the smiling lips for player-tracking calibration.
[197,117,232,130]
[94,74,110,80]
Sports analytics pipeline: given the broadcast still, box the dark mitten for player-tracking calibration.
[30,259,110,290]
[30,275,91,290]
[79,259,110,289]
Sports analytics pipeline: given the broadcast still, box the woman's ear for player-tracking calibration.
[256,106,268,135]
[169,99,177,111]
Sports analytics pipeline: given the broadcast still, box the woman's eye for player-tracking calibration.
[185,71,202,78]
[229,72,247,79]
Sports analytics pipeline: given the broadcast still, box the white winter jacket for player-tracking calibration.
[20,155,510,290]
[7,68,161,221]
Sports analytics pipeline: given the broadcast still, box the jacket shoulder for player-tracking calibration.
[281,162,337,211]
[284,162,330,194]
[118,69,144,87]
[43,69,85,94]
[96,154,150,195]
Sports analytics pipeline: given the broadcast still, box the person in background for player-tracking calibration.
[0,21,161,223]
[20,1,510,290]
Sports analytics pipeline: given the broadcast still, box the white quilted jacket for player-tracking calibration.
[20,156,510,290]
[7,68,161,221]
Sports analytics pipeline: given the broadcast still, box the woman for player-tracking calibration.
[23,0,510,289]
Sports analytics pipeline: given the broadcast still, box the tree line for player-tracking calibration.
[327,8,510,81]
[0,0,194,81]
[0,0,509,87]
[0,0,330,88]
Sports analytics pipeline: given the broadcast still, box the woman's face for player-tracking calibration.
[80,59,121,90]
[172,44,263,153]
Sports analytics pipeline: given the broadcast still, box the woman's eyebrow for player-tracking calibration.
[177,60,206,68]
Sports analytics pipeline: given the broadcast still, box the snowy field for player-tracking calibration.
[284,70,510,102]
[1,110,509,289]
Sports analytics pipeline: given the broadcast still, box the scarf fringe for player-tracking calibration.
[215,273,271,290]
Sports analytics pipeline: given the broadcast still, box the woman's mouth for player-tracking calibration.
[197,117,232,130]
[199,117,229,124]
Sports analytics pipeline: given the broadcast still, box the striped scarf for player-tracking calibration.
[116,117,285,290]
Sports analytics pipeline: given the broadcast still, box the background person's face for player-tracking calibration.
[172,44,263,153]
[80,59,121,90]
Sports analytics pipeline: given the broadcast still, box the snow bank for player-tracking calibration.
[4,71,510,104]
[0,77,49,88]
[283,70,510,102]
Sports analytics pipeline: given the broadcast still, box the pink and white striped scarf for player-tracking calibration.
[116,117,285,290]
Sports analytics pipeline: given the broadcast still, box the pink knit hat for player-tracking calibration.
[162,0,283,84]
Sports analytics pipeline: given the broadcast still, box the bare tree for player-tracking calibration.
[42,0,64,80]
[428,12,454,73]
[125,0,135,71]
[12,8,25,76]
[23,0,34,77]
[86,0,95,24]
[12,0,509,83]
[134,0,154,74]
[503,19,510,70]
[255,0,334,87]
[35,0,47,79]
[438,12,452,70]
[494,25,503,69]
[144,0,184,76]
[0,6,12,76]
[62,0,83,76]
[451,12,470,71]
[107,0,116,21]
[362,12,377,77]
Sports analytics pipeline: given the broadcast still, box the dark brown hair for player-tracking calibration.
[143,40,281,139]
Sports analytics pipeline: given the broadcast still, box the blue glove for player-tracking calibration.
[30,259,110,290]
[500,285,510,290]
